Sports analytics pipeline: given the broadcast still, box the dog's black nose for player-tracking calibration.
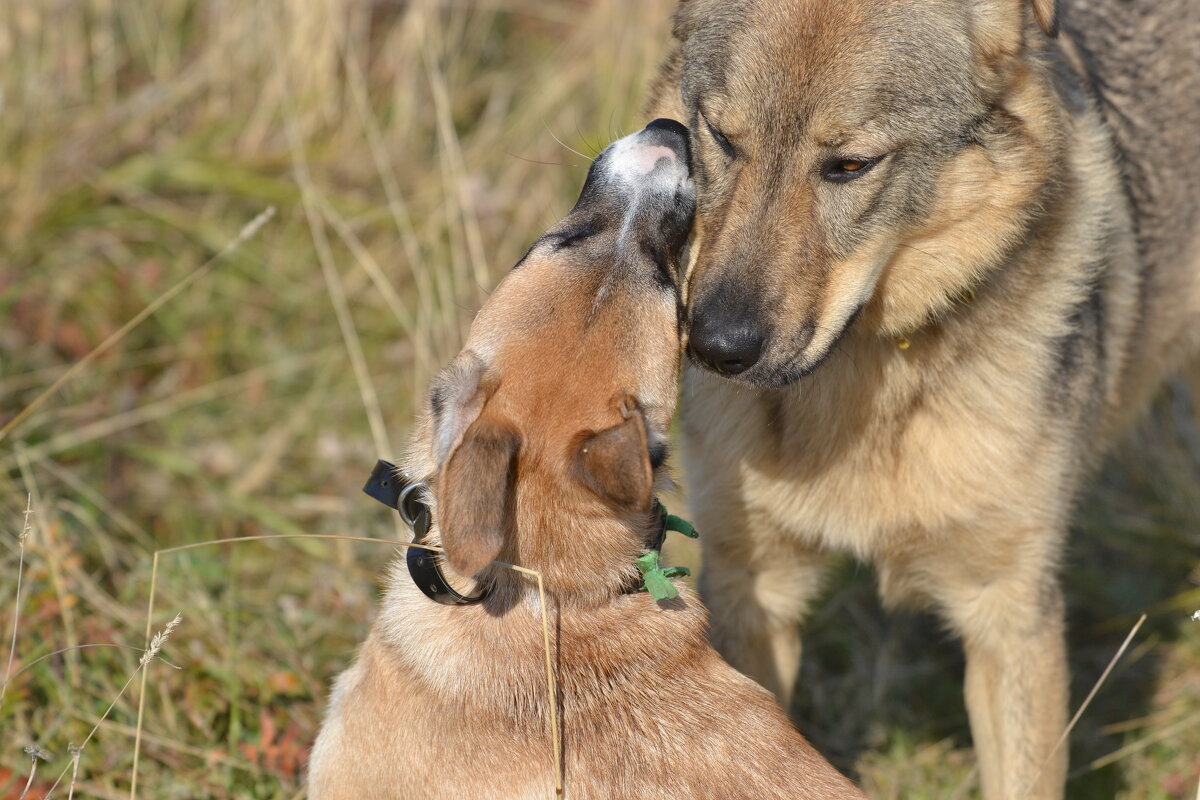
[644,118,689,138]
[688,313,765,376]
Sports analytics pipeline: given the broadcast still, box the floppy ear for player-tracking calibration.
[574,412,653,510]
[428,351,489,466]
[438,418,519,578]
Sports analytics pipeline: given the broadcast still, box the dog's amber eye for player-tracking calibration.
[822,155,883,183]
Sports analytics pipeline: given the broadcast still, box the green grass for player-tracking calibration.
[2,1,1198,798]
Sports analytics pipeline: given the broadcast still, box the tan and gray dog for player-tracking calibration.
[309,120,865,799]
[645,0,1200,797]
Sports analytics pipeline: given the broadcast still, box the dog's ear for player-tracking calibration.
[1030,0,1057,38]
[574,410,653,510]
[672,0,719,42]
[428,351,489,467]
[968,0,1057,61]
[438,417,519,577]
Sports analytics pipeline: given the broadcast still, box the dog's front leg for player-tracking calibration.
[916,538,1069,800]
[680,373,831,706]
[694,491,830,706]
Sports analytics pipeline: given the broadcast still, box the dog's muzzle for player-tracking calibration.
[599,118,692,193]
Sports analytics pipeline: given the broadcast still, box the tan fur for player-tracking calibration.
[646,0,1200,797]
[310,129,865,798]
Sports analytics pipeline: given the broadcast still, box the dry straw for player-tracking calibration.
[34,613,185,799]
[129,535,563,799]
[1,494,34,711]
[17,745,50,800]
[1018,613,1148,800]
[0,207,276,445]
[3,606,183,800]
[3,487,191,799]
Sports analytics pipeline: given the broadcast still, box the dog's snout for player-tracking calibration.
[688,310,766,377]
[598,118,691,188]
[636,118,690,169]
[554,123,695,289]
[645,117,690,139]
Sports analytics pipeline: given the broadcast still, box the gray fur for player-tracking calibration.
[644,1,1200,797]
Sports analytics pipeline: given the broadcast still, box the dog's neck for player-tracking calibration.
[371,459,659,607]
[432,498,667,608]
[375,544,711,730]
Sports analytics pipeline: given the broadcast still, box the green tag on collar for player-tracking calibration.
[664,513,698,538]
[635,550,691,602]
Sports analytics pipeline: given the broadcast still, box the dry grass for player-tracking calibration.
[2,1,1198,798]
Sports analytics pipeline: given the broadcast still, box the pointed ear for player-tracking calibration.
[969,0,1057,63]
[438,418,519,577]
[1030,0,1057,37]
[574,412,653,510]
[428,351,490,467]
[672,0,720,42]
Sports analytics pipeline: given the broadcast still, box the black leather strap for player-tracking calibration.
[363,460,487,606]
[363,459,405,512]
[364,459,673,603]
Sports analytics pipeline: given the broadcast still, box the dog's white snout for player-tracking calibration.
[604,133,690,192]
[623,144,677,176]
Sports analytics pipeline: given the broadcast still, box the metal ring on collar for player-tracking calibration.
[362,459,487,606]
[397,481,429,527]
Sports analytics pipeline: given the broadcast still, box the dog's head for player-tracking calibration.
[673,0,1062,387]
[413,120,694,598]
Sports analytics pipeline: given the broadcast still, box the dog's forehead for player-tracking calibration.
[686,0,977,139]
[462,253,678,434]
[469,254,613,350]
[468,254,669,371]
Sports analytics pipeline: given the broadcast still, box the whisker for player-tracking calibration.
[504,152,581,168]
[574,115,601,159]
[543,121,593,162]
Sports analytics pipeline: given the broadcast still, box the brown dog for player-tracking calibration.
[308,120,865,799]
[645,0,1200,797]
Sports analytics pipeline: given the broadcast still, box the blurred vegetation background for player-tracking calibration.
[0,1,1197,798]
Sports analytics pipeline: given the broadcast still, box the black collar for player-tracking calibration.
[364,459,486,605]
[363,459,670,606]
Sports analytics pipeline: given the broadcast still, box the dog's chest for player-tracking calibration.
[680,339,1071,557]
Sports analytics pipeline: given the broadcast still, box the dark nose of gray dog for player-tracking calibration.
[688,313,764,376]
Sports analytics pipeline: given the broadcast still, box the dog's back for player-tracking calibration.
[1062,0,1200,417]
